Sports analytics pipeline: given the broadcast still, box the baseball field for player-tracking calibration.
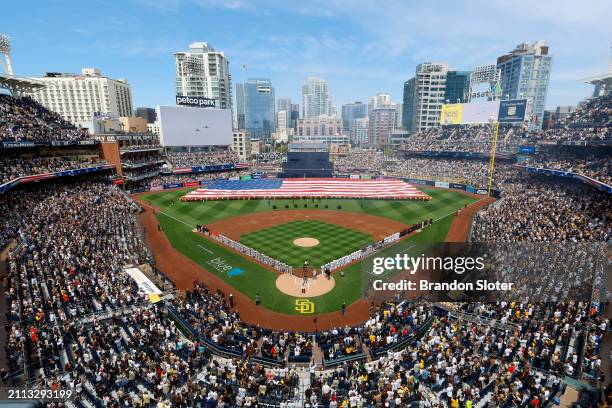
[137,187,478,316]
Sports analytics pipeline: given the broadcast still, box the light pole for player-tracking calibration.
[486,118,500,197]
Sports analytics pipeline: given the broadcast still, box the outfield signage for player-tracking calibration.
[175,95,216,108]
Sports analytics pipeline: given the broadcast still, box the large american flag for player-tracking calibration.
[182,178,430,201]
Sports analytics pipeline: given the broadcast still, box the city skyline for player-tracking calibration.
[2,0,611,111]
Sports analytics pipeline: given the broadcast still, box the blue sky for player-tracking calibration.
[3,0,611,110]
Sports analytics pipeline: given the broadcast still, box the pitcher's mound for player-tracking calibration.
[293,237,320,247]
[276,274,335,297]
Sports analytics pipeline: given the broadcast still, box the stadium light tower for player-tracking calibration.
[0,34,14,76]
[486,117,500,197]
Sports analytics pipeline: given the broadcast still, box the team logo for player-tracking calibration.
[295,299,315,314]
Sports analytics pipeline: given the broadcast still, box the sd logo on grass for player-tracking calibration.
[295,299,315,314]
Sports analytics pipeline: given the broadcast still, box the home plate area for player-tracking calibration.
[275,272,335,297]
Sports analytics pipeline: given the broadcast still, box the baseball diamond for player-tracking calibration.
[136,187,477,316]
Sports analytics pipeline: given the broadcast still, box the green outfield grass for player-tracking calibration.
[139,187,477,315]
[240,220,373,267]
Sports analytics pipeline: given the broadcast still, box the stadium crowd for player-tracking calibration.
[473,173,611,242]
[521,151,611,185]
[399,124,524,153]
[0,155,104,185]
[0,93,610,407]
[164,151,240,168]
[559,95,611,127]
[0,95,89,142]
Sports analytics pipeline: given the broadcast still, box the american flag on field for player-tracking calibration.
[182,178,430,201]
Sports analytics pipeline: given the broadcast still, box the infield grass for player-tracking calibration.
[240,220,373,267]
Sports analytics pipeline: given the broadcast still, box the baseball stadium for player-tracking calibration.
[1,20,611,408]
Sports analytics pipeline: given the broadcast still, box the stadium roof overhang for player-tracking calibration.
[0,73,46,96]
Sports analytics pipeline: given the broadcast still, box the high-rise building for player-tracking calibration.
[290,104,300,129]
[301,77,331,118]
[341,102,367,132]
[444,71,471,103]
[497,41,552,128]
[293,116,347,144]
[402,62,449,132]
[369,93,391,111]
[24,67,133,126]
[402,78,416,130]
[368,108,397,145]
[136,107,157,124]
[232,130,251,160]
[276,97,292,129]
[351,117,369,145]
[236,78,276,140]
[175,42,232,110]
[392,103,403,128]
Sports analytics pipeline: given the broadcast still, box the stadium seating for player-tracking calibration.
[0,99,609,406]
[0,95,89,142]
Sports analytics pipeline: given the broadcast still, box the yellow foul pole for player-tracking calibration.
[487,122,500,197]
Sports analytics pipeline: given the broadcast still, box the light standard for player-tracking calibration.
[486,116,500,197]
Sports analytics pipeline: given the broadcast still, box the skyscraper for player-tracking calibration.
[236,78,276,140]
[497,41,552,128]
[402,62,449,132]
[402,78,416,130]
[369,93,391,111]
[444,71,471,103]
[175,42,232,110]
[276,97,292,129]
[368,108,397,145]
[301,77,332,118]
[351,117,369,145]
[290,104,300,129]
[341,102,367,132]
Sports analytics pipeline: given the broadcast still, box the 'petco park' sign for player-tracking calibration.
[176,95,216,108]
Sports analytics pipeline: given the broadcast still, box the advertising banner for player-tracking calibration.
[466,185,476,194]
[184,181,200,187]
[439,104,464,125]
[150,185,163,192]
[462,101,500,124]
[498,99,527,123]
[163,183,183,189]
[449,183,466,190]
[435,181,450,189]
[405,178,435,186]
[240,175,253,181]
[350,174,360,179]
